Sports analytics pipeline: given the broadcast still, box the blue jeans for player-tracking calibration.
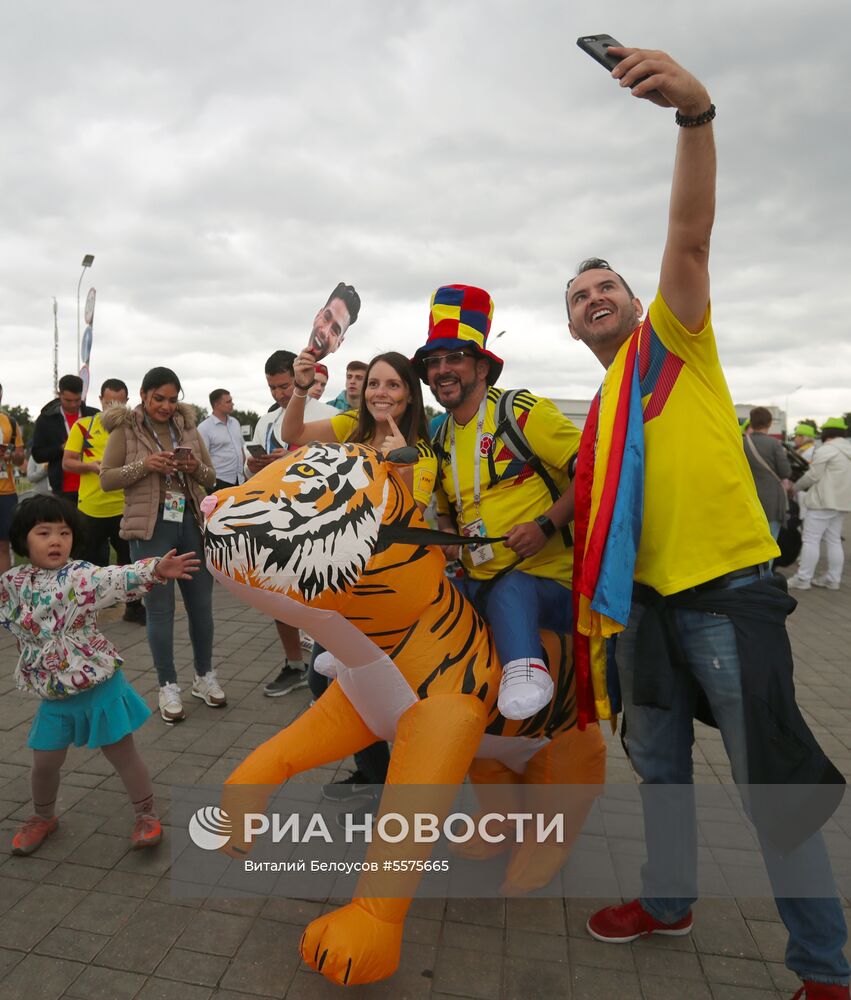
[453,571,572,666]
[129,509,214,686]
[616,573,849,985]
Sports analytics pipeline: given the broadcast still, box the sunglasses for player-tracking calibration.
[422,351,475,372]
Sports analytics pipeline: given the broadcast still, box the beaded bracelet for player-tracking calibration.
[292,389,310,399]
[675,104,716,128]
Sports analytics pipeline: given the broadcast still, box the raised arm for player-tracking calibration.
[280,350,338,447]
[610,47,715,332]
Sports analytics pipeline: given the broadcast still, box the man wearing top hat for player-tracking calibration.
[411,284,581,721]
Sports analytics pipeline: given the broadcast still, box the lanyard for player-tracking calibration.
[143,416,180,489]
[449,395,488,522]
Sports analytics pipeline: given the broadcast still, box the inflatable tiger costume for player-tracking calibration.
[204,441,605,987]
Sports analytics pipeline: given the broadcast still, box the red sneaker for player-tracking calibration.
[791,982,851,999]
[131,813,162,850]
[11,815,59,856]
[587,899,693,943]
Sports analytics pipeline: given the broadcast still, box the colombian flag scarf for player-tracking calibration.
[573,329,645,728]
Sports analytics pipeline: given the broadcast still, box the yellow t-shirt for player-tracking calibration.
[0,412,24,495]
[627,291,778,594]
[435,388,580,584]
[65,413,125,518]
[329,411,438,508]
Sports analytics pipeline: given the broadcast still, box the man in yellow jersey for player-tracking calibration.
[0,383,25,573]
[412,284,580,721]
[565,46,848,999]
[62,378,145,625]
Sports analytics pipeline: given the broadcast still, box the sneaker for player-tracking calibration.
[11,815,59,855]
[263,663,308,697]
[787,575,812,590]
[158,682,186,723]
[131,813,162,850]
[586,899,693,944]
[792,983,851,999]
[497,657,554,720]
[335,795,379,832]
[192,672,227,707]
[123,600,147,625]
[299,630,314,656]
[812,577,841,591]
[321,771,375,802]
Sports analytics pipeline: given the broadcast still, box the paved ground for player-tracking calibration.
[0,555,849,1000]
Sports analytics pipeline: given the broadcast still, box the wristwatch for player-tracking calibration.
[534,514,556,538]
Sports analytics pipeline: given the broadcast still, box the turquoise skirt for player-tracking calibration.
[28,670,151,751]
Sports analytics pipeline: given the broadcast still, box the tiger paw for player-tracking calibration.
[500,840,570,896]
[497,658,554,720]
[313,651,343,679]
[300,902,403,986]
[448,815,514,861]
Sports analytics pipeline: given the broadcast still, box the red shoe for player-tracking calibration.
[587,899,693,943]
[11,815,59,855]
[131,813,162,850]
[791,983,851,999]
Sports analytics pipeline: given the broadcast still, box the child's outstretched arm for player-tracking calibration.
[70,551,200,612]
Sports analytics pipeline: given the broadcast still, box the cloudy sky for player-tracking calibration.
[2,0,849,426]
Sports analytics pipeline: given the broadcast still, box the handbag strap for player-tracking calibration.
[745,434,783,482]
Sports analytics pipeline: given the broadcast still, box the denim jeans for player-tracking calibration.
[454,571,572,666]
[616,572,849,985]
[129,509,214,686]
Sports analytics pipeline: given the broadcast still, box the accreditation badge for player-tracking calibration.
[462,517,494,567]
[163,490,186,523]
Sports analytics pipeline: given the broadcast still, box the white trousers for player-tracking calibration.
[797,508,846,584]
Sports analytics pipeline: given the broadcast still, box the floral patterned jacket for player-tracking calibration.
[0,559,160,700]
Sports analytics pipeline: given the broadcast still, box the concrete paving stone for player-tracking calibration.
[96,868,159,898]
[34,924,109,962]
[506,926,569,964]
[570,964,643,999]
[155,947,230,987]
[737,899,784,922]
[218,917,302,996]
[765,961,802,993]
[114,839,173,877]
[0,945,25,979]
[505,896,566,935]
[568,936,635,971]
[62,889,142,934]
[402,915,443,946]
[634,946,705,979]
[94,899,194,974]
[439,919,504,955]
[203,896,266,917]
[707,985,782,999]
[0,882,86,951]
[0,873,35,914]
[260,897,323,926]
[408,897,448,921]
[692,900,762,959]
[66,831,131,869]
[700,955,774,989]
[502,955,571,998]
[0,953,85,1000]
[30,812,105,861]
[746,919,789,964]
[135,978,214,1000]
[442,898,501,927]
[42,861,106,891]
[432,944,503,999]
[0,853,58,882]
[175,908,254,956]
[640,973,714,999]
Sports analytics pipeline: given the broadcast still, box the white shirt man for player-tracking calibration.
[198,389,247,488]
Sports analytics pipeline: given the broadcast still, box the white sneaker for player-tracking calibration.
[191,672,227,707]
[299,630,315,656]
[158,682,185,723]
[786,575,812,590]
[497,658,554,720]
[812,576,840,591]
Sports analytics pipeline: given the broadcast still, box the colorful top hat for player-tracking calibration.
[411,284,504,385]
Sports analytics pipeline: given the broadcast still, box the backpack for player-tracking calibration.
[433,389,573,546]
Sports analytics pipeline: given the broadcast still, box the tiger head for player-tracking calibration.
[203,442,400,603]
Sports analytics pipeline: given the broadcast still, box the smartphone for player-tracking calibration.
[246,444,267,458]
[173,447,193,462]
[576,34,625,72]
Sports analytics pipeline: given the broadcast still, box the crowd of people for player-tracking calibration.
[1,44,851,1000]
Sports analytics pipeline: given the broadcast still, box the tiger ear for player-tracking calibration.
[384,446,418,466]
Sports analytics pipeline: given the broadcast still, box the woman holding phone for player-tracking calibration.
[281,350,437,806]
[100,367,224,724]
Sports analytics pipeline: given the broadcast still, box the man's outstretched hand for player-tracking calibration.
[607,48,711,115]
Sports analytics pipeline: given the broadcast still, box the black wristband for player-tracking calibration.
[675,104,716,128]
[294,378,316,391]
[534,514,557,539]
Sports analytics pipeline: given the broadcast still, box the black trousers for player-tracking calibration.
[79,511,130,567]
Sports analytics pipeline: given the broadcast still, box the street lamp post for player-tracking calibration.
[785,384,804,436]
[76,254,94,369]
